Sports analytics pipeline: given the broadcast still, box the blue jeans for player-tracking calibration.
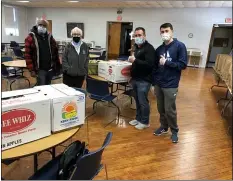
[131,79,151,125]
[37,69,54,85]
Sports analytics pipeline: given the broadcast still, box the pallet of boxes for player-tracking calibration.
[1,84,85,151]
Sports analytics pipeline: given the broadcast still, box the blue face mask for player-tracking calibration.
[135,37,145,45]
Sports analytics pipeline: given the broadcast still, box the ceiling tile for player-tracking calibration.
[157,1,173,8]
[222,1,232,7]
[169,1,185,8]
[182,1,197,7]
[209,1,224,7]
[1,0,232,8]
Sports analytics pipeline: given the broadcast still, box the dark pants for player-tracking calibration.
[154,85,179,133]
[131,79,151,125]
[37,69,54,86]
[63,73,85,88]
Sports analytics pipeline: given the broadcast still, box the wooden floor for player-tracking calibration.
[2,68,232,180]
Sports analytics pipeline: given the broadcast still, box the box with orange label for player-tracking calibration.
[34,84,85,132]
[106,61,132,83]
[2,88,51,150]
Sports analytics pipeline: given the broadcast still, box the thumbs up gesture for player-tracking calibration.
[159,55,167,65]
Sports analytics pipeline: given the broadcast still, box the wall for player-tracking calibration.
[26,7,232,67]
[1,4,28,43]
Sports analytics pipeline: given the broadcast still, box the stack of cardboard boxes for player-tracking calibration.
[1,84,85,150]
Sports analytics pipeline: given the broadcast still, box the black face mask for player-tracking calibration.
[73,37,80,43]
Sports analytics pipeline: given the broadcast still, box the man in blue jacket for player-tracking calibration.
[153,23,187,143]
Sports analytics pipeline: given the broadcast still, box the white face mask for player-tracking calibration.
[38,26,47,34]
[161,33,171,42]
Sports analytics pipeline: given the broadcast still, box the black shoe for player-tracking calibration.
[153,127,169,136]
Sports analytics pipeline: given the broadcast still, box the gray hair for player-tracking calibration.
[71,27,83,37]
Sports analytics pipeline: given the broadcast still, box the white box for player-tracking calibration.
[98,61,109,78]
[2,89,51,150]
[34,84,85,132]
[106,61,132,83]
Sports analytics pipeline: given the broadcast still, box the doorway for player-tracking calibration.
[206,24,232,68]
[107,22,133,60]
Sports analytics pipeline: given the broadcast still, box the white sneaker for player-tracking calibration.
[135,122,150,130]
[129,120,139,126]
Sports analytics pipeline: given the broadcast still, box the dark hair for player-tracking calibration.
[134,27,146,35]
[160,23,173,30]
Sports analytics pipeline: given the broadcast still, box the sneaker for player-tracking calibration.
[171,132,178,143]
[135,122,150,130]
[153,127,169,136]
[129,120,139,126]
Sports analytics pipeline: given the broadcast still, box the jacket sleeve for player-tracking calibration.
[24,35,34,72]
[62,45,70,73]
[134,45,155,71]
[165,43,187,70]
[85,46,90,75]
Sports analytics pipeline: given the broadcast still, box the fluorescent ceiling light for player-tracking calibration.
[17,1,30,2]
[68,1,79,2]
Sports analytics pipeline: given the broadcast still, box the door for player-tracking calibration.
[47,20,52,34]
[206,24,232,68]
[107,22,122,60]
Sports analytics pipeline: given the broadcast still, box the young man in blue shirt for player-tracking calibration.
[153,23,187,143]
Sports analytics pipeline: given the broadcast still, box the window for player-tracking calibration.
[4,5,19,36]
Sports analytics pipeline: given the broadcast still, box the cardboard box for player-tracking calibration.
[2,89,51,150]
[98,61,109,78]
[106,61,132,83]
[34,84,85,132]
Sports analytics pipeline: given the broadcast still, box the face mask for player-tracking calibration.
[161,33,171,42]
[135,37,145,45]
[73,37,80,43]
[38,26,47,34]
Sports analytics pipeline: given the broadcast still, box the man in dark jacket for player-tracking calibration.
[128,27,156,130]
[25,18,60,85]
[153,23,187,143]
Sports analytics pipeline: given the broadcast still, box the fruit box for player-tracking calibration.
[34,84,85,132]
[106,61,132,83]
[1,89,51,150]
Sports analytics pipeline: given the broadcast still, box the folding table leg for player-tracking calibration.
[33,154,38,173]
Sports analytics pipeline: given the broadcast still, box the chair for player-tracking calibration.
[69,132,112,180]
[28,132,113,180]
[98,50,106,60]
[10,41,19,48]
[13,47,24,59]
[2,64,30,90]
[2,44,5,52]
[86,76,120,127]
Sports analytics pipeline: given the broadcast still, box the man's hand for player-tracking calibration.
[128,56,135,63]
[30,71,37,78]
[159,55,167,66]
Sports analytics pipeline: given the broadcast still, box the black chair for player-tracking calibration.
[10,41,19,48]
[2,64,30,90]
[13,47,24,59]
[2,44,5,52]
[86,76,120,127]
[69,132,112,180]
[29,132,113,180]
[98,50,106,60]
